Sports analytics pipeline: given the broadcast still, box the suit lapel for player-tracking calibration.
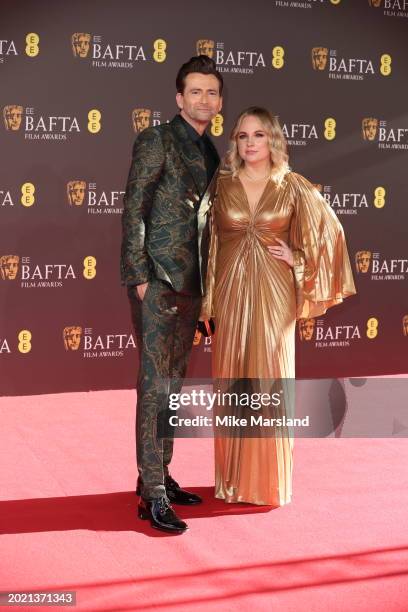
[171,115,208,195]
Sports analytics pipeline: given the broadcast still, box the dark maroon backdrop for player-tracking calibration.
[1,0,407,395]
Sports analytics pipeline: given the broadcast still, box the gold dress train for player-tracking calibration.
[201,170,356,506]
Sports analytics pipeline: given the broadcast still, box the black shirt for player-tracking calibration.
[179,114,219,186]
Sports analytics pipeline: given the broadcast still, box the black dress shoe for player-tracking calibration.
[165,475,202,505]
[138,496,188,533]
[136,475,202,505]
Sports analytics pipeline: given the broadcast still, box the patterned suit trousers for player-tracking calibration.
[128,277,201,499]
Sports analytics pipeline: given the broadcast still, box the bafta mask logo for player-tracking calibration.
[313,184,323,193]
[403,315,408,337]
[71,33,91,58]
[67,181,86,206]
[193,329,202,346]
[355,251,372,274]
[362,118,378,141]
[3,105,23,131]
[196,39,215,59]
[63,326,82,351]
[0,255,19,280]
[311,47,328,71]
[299,318,315,341]
[132,108,151,134]
[368,0,382,7]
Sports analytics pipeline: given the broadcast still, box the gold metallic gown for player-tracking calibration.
[200,170,356,506]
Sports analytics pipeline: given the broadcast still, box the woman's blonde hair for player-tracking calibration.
[224,106,289,181]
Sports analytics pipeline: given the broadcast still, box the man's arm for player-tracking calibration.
[120,128,165,287]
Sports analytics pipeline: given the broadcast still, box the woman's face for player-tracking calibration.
[236,115,271,165]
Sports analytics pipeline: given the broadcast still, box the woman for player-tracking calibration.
[200,107,356,506]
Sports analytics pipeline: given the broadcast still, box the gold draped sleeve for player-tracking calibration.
[288,172,356,320]
[200,201,218,320]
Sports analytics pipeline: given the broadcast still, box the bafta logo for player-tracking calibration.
[3,105,23,131]
[313,184,323,193]
[299,318,315,341]
[67,181,86,206]
[196,39,215,59]
[71,33,91,58]
[355,251,372,274]
[403,315,408,337]
[368,0,382,7]
[193,329,202,346]
[311,47,328,71]
[362,118,378,141]
[63,326,82,351]
[0,255,19,280]
[132,108,151,134]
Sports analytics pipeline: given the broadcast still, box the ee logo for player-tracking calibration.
[380,54,391,77]
[153,39,167,63]
[211,114,223,137]
[366,318,379,339]
[21,183,35,207]
[374,186,386,209]
[324,118,336,141]
[83,256,97,279]
[18,330,32,353]
[25,33,39,57]
[88,109,101,133]
[272,46,285,70]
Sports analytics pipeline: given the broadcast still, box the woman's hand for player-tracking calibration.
[268,238,294,267]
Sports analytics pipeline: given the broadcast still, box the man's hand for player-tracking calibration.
[135,282,149,301]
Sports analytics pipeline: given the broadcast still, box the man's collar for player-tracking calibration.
[178,114,206,142]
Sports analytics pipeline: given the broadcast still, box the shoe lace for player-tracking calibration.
[158,497,172,514]
[166,475,180,490]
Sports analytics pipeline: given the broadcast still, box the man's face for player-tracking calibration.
[73,34,90,58]
[356,252,371,273]
[363,119,377,141]
[4,106,23,130]
[197,40,214,58]
[300,319,315,341]
[68,181,85,206]
[0,256,19,280]
[64,327,82,350]
[312,48,328,70]
[133,110,151,132]
[403,316,408,337]
[176,73,222,128]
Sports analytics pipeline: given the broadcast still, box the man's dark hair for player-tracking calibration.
[176,55,223,94]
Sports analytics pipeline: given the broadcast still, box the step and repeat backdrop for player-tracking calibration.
[1,0,407,395]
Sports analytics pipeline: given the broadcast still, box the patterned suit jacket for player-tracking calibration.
[120,114,219,295]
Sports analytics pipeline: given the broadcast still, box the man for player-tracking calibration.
[121,55,222,533]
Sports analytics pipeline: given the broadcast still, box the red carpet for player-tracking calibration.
[1,390,408,611]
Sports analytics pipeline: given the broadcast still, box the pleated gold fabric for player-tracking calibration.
[201,170,356,506]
